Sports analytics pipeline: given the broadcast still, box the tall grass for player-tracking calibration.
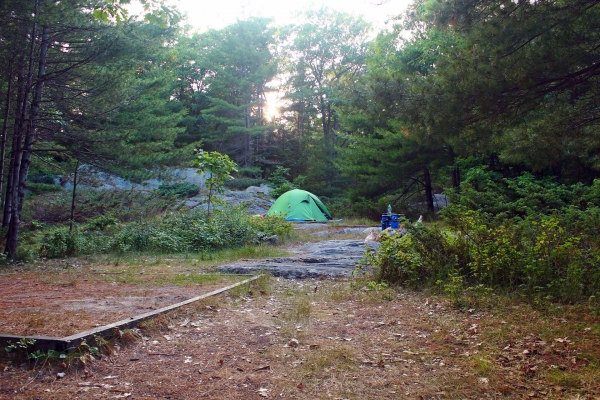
[38,206,293,259]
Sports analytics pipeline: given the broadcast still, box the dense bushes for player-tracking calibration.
[367,170,600,303]
[247,214,294,240]
[39,206,293,258]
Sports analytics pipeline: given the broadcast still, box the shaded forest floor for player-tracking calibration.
[1,276,599,399]
[0,269,245,337]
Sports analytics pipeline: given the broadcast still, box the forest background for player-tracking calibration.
[1,0,600,303]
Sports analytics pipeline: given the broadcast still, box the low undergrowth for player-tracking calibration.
[271,280,600,399]
[1,277,598,399]
[24,189,179,227]
[37,206,293,259]
[365,170,600,305]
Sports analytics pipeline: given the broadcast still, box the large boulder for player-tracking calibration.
[245,184,271,195]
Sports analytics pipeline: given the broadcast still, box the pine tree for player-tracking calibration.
[179,18,277,172]
[0,0,183,259]
[281,8,371,195]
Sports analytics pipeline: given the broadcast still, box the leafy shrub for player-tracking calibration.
[363,233,421,286]
[155,182,200,198]
[364,222,467,287]
[368,206,600,303]
[102,208,254,254]
[367,171,600,303]
[248,215,293,238]
[267,166,305,198]
[86,214,119,231]
[39,229,85,258]
[270,182,295,198]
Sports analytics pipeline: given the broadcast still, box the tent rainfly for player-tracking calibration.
[266,189,332,222]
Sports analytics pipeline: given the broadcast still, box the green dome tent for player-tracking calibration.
[266,189,332,222]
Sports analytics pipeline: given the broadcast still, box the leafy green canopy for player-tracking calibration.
[173,18,277,168]
[280,8,372,195]
[400,0,600,172]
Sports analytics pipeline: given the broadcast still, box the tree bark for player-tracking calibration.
[6,23,49,259]
[423,167,434,214]
[452,165,461,188]
[70,160,79,232]
[0,57,15,210]
[2,28,33,228]
[207,170,213,217]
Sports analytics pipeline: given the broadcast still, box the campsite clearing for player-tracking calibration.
[1,233,599,399]
[0,269,246,338]
[1,278,599,399]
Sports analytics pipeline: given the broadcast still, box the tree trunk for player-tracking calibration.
[6,23,48,259]
[4,5,40,233]
[244,105,251,166]
[0,57,15,210]
[452,165,461,188]
[423,167,434,214]
[70,160,79,232]
[207,170,213,218]
[3,30,33,228]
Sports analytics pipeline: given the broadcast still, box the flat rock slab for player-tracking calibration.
[217,239,378,279]
[310,227,377,237]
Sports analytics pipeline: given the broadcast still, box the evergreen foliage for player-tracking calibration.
[0,0,185,258]
[174,18,277,168]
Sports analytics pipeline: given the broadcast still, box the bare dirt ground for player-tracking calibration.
[0,270,244,338]
[1,277,599,400]
[0,230,599,399]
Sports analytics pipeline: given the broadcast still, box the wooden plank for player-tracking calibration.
[0,275,262,353]
[0,334,66,352]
